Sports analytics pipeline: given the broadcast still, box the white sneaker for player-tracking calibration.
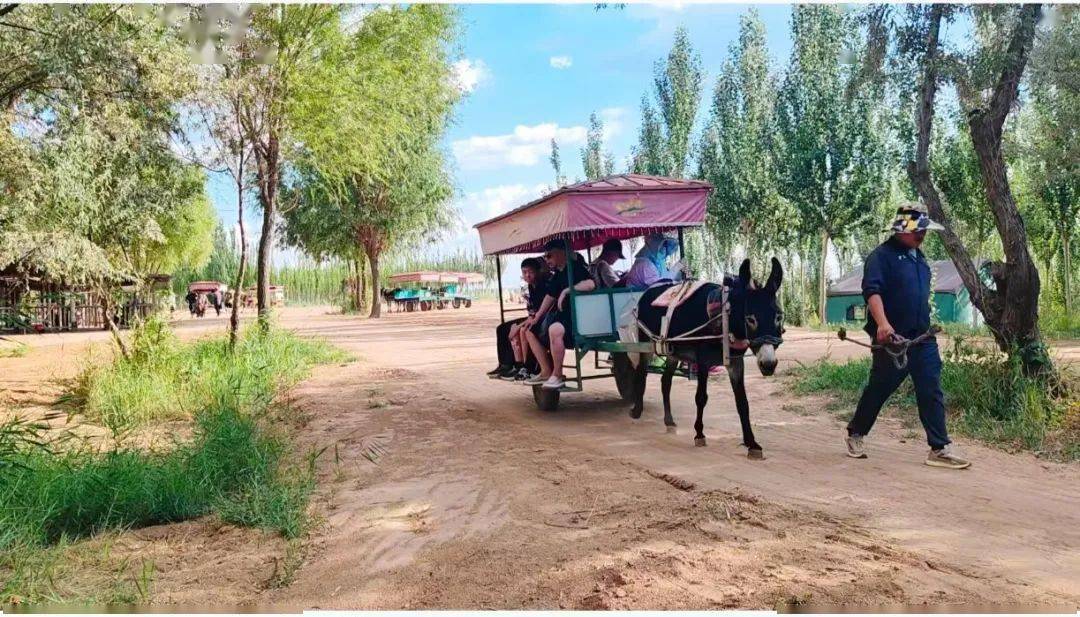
[524,374,547,386]
[542,375,566,389]
[846,433,867,459]
[926,444,971,469]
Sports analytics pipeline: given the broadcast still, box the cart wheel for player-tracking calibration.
[533,385,560,412]
[453,298,461,309]
[436,301,446,309]
[406,301,415,312]
[422,301,431,311]
[464,299,472,308]
[610,352,636,401]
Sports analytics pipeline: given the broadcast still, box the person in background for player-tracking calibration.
[623,233,685,290]
[487,257,548,380]
[525,239,595,389]
[590,238,624,289]
[845,202,970,470]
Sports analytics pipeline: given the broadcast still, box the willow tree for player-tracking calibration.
[904,4,1051,374]
[283,5,460,319]
[236,5,341,327]
[775,5,890,324]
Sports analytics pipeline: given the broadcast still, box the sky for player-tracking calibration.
[206,3,798,273]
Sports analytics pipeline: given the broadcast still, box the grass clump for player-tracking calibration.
[73,316,346,432]
[1,320,344,603]
[789,338,1078,460]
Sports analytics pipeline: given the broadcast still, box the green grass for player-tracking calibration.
[0,345,27,359]
[71,317,346,433]
[789,339,1079,460]
[1,320,345,603]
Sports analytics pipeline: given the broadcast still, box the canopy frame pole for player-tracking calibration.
[496,255,505,324]
[564,233,583,390]
[678,227,686,261]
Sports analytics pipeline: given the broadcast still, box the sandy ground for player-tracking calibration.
[1,303,1078,610]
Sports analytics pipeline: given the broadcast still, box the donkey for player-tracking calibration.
[629,258,784,459]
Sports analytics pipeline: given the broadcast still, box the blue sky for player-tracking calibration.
[207,3,798,267]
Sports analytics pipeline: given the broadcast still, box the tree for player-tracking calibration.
[580,112,615,180]
[282,5,460,319]
[235,5,341,328]
[698,10,784,262]
[775,5,890,324]
[632,27,703,177]
[905,4,1051,375]
[549,138,566,187]
[1025,5,1079,316]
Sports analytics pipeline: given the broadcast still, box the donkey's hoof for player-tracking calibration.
[747,448,765,460]
[629,407,643,419]
[694,437,707,447]
[666,425,677,434]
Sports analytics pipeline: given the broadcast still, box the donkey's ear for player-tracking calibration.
[738,259,752,287]
[766,257,783,292]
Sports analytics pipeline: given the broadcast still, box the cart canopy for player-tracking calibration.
[474,174,711,256]
[187,281,226,293]
[387,271,485,285]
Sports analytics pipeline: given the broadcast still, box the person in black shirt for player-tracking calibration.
[525,239,596,389]
[487,257,549,380]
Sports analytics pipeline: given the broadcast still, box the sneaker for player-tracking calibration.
[498,366,520,381]
[487,364,508,378]
[846,433,867,459]
[513,367,531,383]
[525,374,548,386]
[542,375,566,390]
[926,444,971,470]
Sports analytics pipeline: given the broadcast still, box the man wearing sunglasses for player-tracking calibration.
[845,202,970,470]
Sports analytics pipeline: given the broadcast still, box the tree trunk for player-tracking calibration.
[907,3,1050,377]
[101,293,130,360]
[818,230,829,325]
[229,176,247,351]
[364,243,381,319]
[357,256,366,312]
[1064,235,1072,318]
[255,131,280,331]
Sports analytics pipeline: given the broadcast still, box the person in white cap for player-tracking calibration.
[845,202,971,469]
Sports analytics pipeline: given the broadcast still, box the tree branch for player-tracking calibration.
[906,4,991,315]
[984,4,1042,135]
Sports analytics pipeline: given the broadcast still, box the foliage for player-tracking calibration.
[580,112,615,181]
[698,10,786,260]
[632,27,703,177]
[281,5,461,318]
[775,5,891,323]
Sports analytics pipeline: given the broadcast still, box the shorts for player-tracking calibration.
[539,310,574,348]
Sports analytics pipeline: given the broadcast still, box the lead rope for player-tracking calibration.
[836,325,942,370]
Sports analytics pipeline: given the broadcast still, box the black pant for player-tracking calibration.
[496,318,537,371]
[848,339,951,450]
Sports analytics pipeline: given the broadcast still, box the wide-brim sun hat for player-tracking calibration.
[888,202,945,234]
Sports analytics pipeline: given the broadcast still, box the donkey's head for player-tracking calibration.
[729,258,785,376]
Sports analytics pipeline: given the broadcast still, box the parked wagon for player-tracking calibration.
[474,173,712,411]
[385,271,484,312]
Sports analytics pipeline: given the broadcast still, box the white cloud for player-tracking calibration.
[549,55,573,70]
[452,123,588,171]
[598,107,628,141]
[460,183,551,225]
[452,58,489,94]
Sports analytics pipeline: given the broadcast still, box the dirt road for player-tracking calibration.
[3,304,1078,610]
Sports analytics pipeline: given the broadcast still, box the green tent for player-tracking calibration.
[826,259,982,325]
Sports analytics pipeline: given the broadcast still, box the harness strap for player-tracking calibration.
[634,283,734,368]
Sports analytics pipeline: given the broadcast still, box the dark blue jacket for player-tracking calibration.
[862,236,932,339]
